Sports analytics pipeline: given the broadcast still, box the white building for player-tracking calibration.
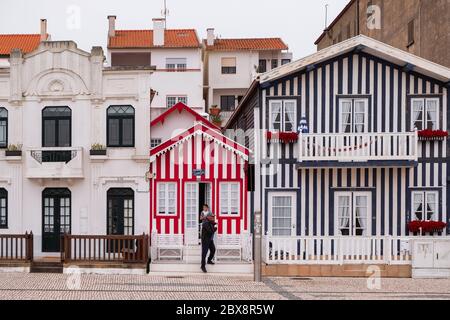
[0,38,152,258]
[203,28,293,124]
[106,16,205,122]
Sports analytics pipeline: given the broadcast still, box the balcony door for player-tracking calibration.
[42,188,71,252]
[107,188,134,236]
[42,107,72,162]
[339,99,368,148]
[335,192,371,236]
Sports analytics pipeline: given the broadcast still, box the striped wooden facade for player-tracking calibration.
[150,123,250,237]
[258,49,449,237]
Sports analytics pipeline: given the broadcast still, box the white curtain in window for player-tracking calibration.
[284,102,296,132]
[412,100,424,129]
[426,192,437,221]
[426,99,438,130]
[340,101,352,133]
[354,100,366,133]
[338,196,351,231]
[354,196,368,233]
[270,102,282,131]
[413,193,423,220]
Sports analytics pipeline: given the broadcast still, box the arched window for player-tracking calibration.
[107,106,135,147]
[0,188,7,229]
[0,108,7,148]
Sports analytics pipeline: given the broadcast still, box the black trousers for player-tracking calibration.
[201,238,216,267]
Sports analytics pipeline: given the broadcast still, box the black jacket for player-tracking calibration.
[201,221,216,243]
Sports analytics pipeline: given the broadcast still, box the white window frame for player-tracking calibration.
[269,100,297,132]
[157,182,177,216]
[166,96,188,108]
[411,97,440,131]
[268,192,297,237]
[165,58,187,70]
[150,138,162,148]
[338,98,369,134]
[411,190,439,221]
[219,182,240,216]
[334,191,371,236]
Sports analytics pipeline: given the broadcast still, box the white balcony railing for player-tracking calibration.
[263,236,413,265]
[25,147,84,179]
[298,132,418,162]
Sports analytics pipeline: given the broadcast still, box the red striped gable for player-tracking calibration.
[150,122,249,159]
[151,102,219,130]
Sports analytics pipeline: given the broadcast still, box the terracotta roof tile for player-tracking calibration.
[108,29,200,49]
[205,38,288,51]
[0,34,44,55]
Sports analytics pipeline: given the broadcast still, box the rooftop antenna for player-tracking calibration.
[161,0,169,27]
[324,4,329,29]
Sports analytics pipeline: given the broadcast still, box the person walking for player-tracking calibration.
[201,214,216,273]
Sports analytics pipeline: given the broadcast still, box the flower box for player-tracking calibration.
[5,150,22,157]
[266,132,299,144]
[408,220,447,234]
[90,149,107,156]
[418,130,448,141]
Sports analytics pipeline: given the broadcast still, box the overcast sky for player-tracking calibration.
[0,0,349,59]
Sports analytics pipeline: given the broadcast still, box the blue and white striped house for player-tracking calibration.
[225,35,450,274]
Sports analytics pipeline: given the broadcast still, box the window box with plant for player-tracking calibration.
[408,220,447,235]
[266,131,299,144]
[90,143,107,156]
[417,129,448,141]
[5,144,22,157]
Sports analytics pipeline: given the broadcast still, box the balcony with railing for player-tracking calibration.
[298,132,418,167]
[25,147,84,179]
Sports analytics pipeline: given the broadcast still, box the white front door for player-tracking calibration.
[185,183,199,245]
[335,192,371,236]
[268,192,297,236]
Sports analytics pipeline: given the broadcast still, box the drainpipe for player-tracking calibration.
[254,210,262,282]
[356,0,360,35]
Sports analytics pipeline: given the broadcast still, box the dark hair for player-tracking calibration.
[203,204,209,208]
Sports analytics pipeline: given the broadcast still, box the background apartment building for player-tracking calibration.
[203,28,293,124]
[315,0,450,68]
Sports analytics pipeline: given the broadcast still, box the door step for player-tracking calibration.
[30,261,64,274]
[150,262,253,274]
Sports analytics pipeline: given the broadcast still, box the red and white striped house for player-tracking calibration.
[149,103,251,261]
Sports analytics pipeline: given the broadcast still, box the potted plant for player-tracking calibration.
[90,143,107,156]
[210,113,222,127]
[209,105,221,117]
[5,144,22,157]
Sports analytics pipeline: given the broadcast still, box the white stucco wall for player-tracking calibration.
[0,41,151,257]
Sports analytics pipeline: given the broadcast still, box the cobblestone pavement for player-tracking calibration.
[0,273,449,300]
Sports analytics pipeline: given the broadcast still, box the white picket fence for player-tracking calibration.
[263,236,413,265]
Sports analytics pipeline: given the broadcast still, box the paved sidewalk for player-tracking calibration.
[0,273,449,300]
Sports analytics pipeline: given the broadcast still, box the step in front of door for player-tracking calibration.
[150,262,253,274]
[30,262,64,274]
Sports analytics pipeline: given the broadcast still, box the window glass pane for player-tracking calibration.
[270,102,282,131]
[122,118,134,146]
[284,101,296,132]
[0,108,7,118]
[58,119,71,147]
[0,120,6,147]
[340,101,352,133]
[426,99,438,130]
[43,119,56,147]
[271,196,292,236]
[108,119,120,146]
[412,100,424,130]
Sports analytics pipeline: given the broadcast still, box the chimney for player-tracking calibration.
[40,19,47,41]
[108,15,116,38]
[207,28,215,46]
[153,18,165,46]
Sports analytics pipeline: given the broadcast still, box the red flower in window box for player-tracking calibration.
[266,131,299,143]
[408,220,447,234]
[418,130,448,141]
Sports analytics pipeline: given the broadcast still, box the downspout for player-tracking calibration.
[356,0,360,35]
